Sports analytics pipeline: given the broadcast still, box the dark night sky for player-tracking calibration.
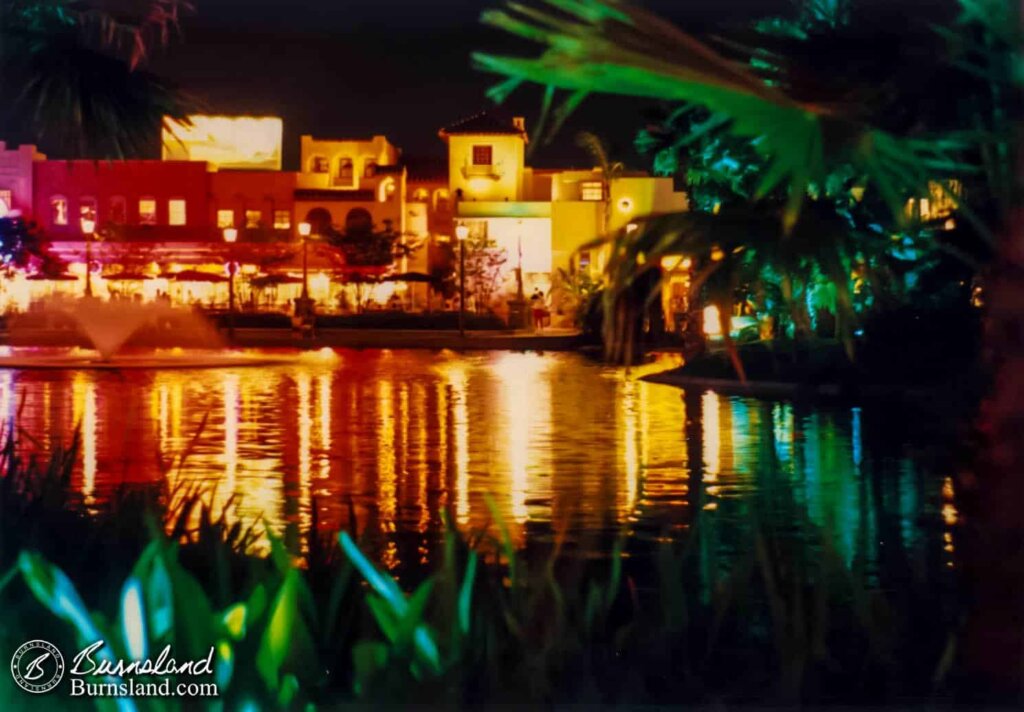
[13,0,958,170]
[148,0,799,170]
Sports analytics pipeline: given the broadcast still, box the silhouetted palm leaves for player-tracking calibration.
[1,0,195,157]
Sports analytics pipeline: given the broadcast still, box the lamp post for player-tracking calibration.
[455,223,469,337]
[298,221,312,318]
[222,227,238,338]
[80,216,96,298]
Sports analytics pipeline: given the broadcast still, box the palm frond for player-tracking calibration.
[475,0,961,230]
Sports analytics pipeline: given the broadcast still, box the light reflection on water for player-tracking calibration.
[2,349,955,581]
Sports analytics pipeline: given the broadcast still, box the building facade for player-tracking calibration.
[0,112,688,321]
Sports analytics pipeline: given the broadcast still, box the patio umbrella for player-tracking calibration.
[26,272,78,281]
[104,272,153,282]
[250,273,303,288]
[169,269,228,283]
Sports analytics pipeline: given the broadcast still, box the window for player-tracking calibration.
[138,198,157,225]
[364,160,377,178]
[412,188,429,202]
[433,189,450,212]
[338,158,353,181]
[245,210,262,229]
[79,196,97,223]
[580,181,604,201]
[50,196,68,226]
[109,196,127,224]
[273,210,291,230]
[0,190,11,218]
[311,156,329,173]
[217,209,235,228]
[472,145,493,166]
[168,199,186,226]
[378,177,397,203]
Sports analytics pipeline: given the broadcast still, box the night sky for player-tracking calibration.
[149,0,795,170]
[11,0,956,170]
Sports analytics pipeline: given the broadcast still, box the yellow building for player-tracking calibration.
[439,112,688,324]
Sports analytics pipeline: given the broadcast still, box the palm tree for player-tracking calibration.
[477,0,1020,696]
[0,0,195,158]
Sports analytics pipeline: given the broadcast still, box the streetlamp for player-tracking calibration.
[222,227,238,338]
[297,221,312,318]
[455,223,469,337]
[80,216,97,298]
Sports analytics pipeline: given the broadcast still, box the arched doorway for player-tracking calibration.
[304,207,332,236]
[344,207,373,237]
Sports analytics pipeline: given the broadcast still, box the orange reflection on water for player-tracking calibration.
[0,349,955,580]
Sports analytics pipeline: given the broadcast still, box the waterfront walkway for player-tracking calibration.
[2,327,583,352]
[230,327,582,351]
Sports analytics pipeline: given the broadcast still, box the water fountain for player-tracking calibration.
[0,296,296,369]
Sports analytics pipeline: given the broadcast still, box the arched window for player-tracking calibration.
[364,159,378,178]
[337,158,354,182]
[377,177,396,203]
[433,189,450,212]
[109,196,127,224]
[344,208,373,236]
[50,195,69,226]
[310,156,329,173]
[79,196,97,223]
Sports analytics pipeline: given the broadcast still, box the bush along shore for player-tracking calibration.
[0,433,962,709]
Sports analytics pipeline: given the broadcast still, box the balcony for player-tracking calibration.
[461,160,504,180]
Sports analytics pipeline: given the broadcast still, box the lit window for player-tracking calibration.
[217,209,235,228]
[378,177,397,202]
[338,158,353,180]
[168,199,186,226]
[109,196,127,224]
[434,189,450,212]
[580,181,604,201]
[245,210,262,228]
[472,145,493,166]
[79,196,97,222]
[50,196,68,226]
[273,210,291,230]
[139,198,157,225]
[311,156,329,173]
[0,189,11,218]
[412,188,428,201]
[364,160,377,178]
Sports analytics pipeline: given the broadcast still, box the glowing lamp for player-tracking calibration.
[298,221,312,237]
[617,197,634,213]
[80,217,96,235]
[222,227,238,243]
[710,246,725,262]
[455,224,469,241]
[703,305,722,336]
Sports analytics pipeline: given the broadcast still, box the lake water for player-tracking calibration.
[0,348,958,587]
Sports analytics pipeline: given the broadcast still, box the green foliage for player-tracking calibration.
[478,0,1009,366]
[330,220,421,269]
[0,438,958,708]
[474,0,972,230]
[0,0,195,158]
[0,216,60,273]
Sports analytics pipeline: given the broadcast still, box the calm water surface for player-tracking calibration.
[1,348,958,582]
